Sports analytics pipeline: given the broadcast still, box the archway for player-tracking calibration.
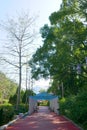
[29,92,59,114]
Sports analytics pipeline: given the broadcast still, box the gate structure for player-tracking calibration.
[29,92,59,114]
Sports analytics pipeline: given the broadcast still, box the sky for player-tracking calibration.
[0,0,62,93]
[0,0,62,26]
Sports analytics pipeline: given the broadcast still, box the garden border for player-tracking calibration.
[0,112,29,130]
[63,116,83,130]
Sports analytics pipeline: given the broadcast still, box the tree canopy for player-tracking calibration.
[30,0,87,96]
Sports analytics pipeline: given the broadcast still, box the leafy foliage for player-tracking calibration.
[0,104,14,126]
[59,90,87,129]
[30,0,87,96]
[0,72,17,101]
[0,103,29,126]
[14,104,29,115]
[22,89,35,104]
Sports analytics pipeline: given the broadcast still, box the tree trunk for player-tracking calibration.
[61,82,64,98]
[16,41,22,110]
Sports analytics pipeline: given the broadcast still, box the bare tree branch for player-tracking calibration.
[1,57,19,68]
[0,13,38,109]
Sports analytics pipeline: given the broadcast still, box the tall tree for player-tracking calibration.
[30,0,87,96]
[0,13,37,109]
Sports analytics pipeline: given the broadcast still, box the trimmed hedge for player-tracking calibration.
[14,104,29,115]
[0,103,29,126]
[0,104,14,126]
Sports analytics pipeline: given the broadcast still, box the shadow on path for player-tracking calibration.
[6,106,81,130]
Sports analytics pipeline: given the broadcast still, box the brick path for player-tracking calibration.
[6,106,81,130]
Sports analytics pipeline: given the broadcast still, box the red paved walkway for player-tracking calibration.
[6,106,81,130]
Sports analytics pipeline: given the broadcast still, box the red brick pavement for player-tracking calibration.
[6,106,81,130]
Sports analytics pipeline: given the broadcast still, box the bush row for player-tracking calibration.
[14,104,29,115]
[59,91,87,130]
[0,104,14,126]
[0,104,29,126]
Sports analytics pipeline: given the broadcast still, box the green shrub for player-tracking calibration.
[59,91,87,130]
[14,104,29,115]
[0,103,29,126]
[71,91,87,124]
[39,101,49,106]
[0,104,14,126]
[59,96,75,117]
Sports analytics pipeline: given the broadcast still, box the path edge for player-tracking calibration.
[0,118,19,130]
[0,112,29,130]
[63,115,83,130]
